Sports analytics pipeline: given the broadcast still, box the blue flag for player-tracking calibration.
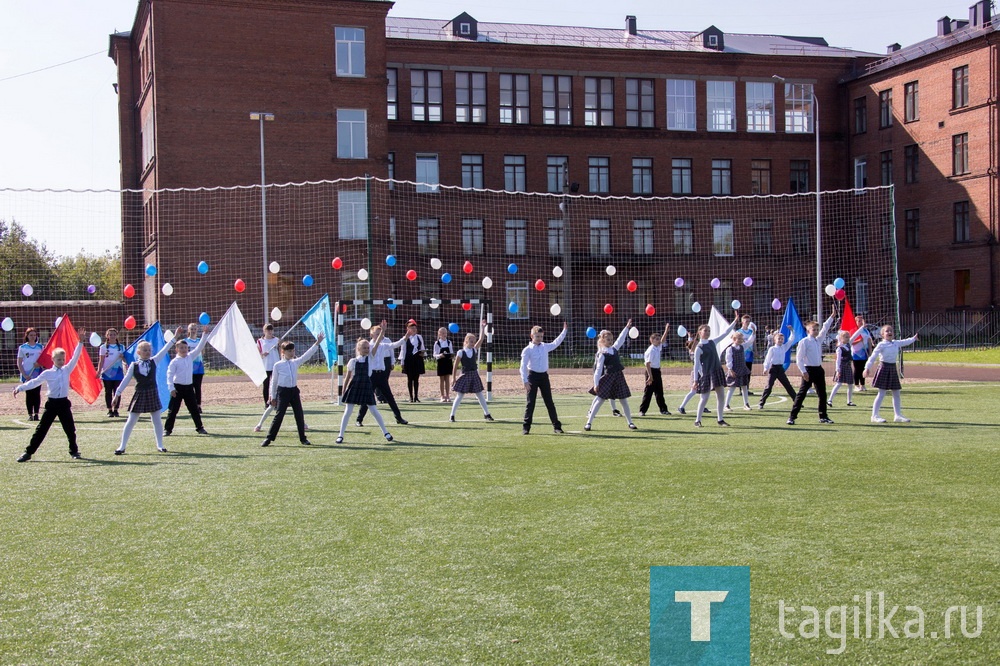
[780,298,808,371]
[301,294,337,369]
[124,321,172,411]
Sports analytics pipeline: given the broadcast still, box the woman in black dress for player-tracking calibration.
[399,320,426,402]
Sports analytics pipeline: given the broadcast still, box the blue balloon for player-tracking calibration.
[145,264,157,277]
[448,322,460,334]
[387,301,397,310]
[386,255,397,267]
[441,272,452,284]
[507,263,518,274]
[508,302,518,314]
[302,274,314,287]
[197,261,209,275]
[833,277,846,290]
[586,326,597,339]
[198,312,210,326]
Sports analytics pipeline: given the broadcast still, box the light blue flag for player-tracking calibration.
[301,294,337,369]
[780,298,808,371]
[124,321,171,410]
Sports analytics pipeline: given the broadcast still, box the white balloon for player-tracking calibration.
[269,261,281,274]
[55,316,63,328]
[628,327,640,339]
[552,266,563,278]
[1,317,14,332]
[430,258,443,270]
[825,284,836,297]
[360,317,372,330]
[677,325,688,337]
[549,303,561,316]
[429,298,441,309]
[163,329,175,342]
[162,283,174,296]
[271,307,282,321]
[482,277,493,289]
[731,299,742,310]
[357,268,369,281]
[89,332,103,347]
[692,301,702,313]
[21,284,33,297]
[605,265,616,276]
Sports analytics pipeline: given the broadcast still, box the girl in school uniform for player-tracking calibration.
[864,325,919,423]
[17,328,44,421]
[97,327,126,417]
[724,329,754,411]
[692,317,739,428]
[449,321,494,423]
[337,322,393,444]
[676,335,700,416]
[584,320,637,432]
[398,320,426,403]
[433,327,454,403]
[827,330,857,407]
[113,326,184,454]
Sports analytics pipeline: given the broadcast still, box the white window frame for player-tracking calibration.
[633,219,654,255]
[589,157,610,194]
[666,79,696,131]
[713,219,734,256]
[707,80,736,132]
[784,83,814,134]
[745,82,774,133]
[416,154,439,193]
[505,219,527,255]
[336,109,367,159]
[590,219,611,256]
[338,191,368,240]
[335,27,365,77]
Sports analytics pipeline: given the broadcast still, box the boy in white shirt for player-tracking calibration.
[261,333,324,447]
[638,322,671,417]
[164,328,216,436]
[519,322,568,435]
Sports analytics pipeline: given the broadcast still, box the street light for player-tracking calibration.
[773,76,821,319]
[250,112,275,325]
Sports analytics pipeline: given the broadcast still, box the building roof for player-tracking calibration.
[854,18,998,78]
[386,16,876,57]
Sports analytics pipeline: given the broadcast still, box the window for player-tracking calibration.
[953,134,969,175]
[752,220,772,256]
[633,219,653,255]
[338,191,368,239]
[751,160,771,194]
[906,273,921,312]
[673,219,693,255]
[505,219,527,255]
[506,281,529,320]
[953,65,969,109]
[504,155,526,192]
[904,209,919,248]
[713,220,734,256]
[855,279,869,314]
[626,78,655,128]
[711,159,732,195]
[707,80,736,131]
[632,158,653,194]
[792,219,811,255]
[745,82,774,132]
[411,70,442,122]
[542,75,572,125]
[784,83,814,133]
[790,160,810,193]
[548,220,565,255]
[672,158,692,194]
[455,72,486,123]
[854,158,868,189]
[336,109,367,159]
[387,69,397,120]
[855,219,868,253]
[461,154,484,189]
[904,145,919,184]
[904,81,919,122]
[585,77,614,126]
[547,156,567,194]
[954,270,971,307]
[666,79,696,131]
[589,157,610,193]
[880,214,893,251]
[141,113,154,167]
[387,152,394,187]
[590,219,610,255]
[417,218,439,254]
[415,154,439,193]
[879,89,893,128]
[500,73,530,124]
[880,150,893,186]
[462,219,483,255]
[335,27,365,77]
[954,201,971,242]
[853,96,867,134]
[341,281,371,322]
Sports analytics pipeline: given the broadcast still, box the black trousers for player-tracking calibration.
[852,359,867,387]
[262,370,272,406]
[358,371,403,422]
[267,386,307,442]
[523,371,561,431]
[639,368,668,414]
[25,397,77,456]
[164,384,204,432]
[192,373,204,406]
[759,367,797,407]
[24,386,41,417]
[103,378,122,411]
[789,365,828,420]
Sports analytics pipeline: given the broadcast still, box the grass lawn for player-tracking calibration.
[1,384,997,664]
[908,348,1000,365]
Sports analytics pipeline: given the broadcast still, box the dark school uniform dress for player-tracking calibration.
[452,349,484,394]
[435,340,454,376]
[725,344,751,387]
[402,336,426,378]
[695,341,727,393]
[128,360,162,413]
[596,348,631,400]
[833,343,854,385]
[343,357,377,405]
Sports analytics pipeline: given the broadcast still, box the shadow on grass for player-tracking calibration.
[162,450,252,460]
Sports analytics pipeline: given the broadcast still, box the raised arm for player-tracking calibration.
[896,334,918,348]
[294,332,324,367]
[544,322,569,351]
[711,318,739,346]
[473,320,487,350]
[152,327,184,363]
[613,319,633,350]
[818,313,837,340]
[190,326,216,358]
[64,341,85,374]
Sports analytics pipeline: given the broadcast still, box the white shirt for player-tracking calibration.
[851,327,873,360]
[593,324,630,385]
[397,333,426,362]
[865,336,917,370]
[259,336,281,371]
[433,338,453,358]
[16,343,84,399]
[519,326,568,383]
[99,343,126,375]
[115,337,177,398]
[17,342,44,380]
[371,336,405,370]
[795,315,836,373]
[166,334,213,390]
[269,341,320,401]
[644,343,665,370]
[762,333,797,372]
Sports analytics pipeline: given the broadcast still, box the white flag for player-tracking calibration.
[210,302,267,386]
[709,305,733,359]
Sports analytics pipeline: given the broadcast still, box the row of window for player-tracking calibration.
[854,64,969,132]
[852,132,969,187]
[904,268,976,311]
[902,202,973,248]
[388,69,816,133]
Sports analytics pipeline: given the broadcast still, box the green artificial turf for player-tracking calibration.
[1,385,997,664]
[908,348,1000,365]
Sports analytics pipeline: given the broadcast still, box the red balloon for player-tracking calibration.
[627,280,638,292]
[534,279,546,291]
[835,288,846,301]
[124,315,137,330]
[123,283,135,299]
[645,304,656,317]
[340,304,348,314]
[234,279,246,293]
[406,269,417,281]
[603,303,614,314]
[331,257,343,270]
[462,302,472,311]
[463,261,474,274]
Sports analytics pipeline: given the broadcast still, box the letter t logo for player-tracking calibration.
[674,590,729,641]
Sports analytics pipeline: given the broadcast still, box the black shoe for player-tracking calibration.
[70,452,81,459]
[819,418,835,424]
[396,419,408,425]
[583,424,591,431]
[163,431,172,437]
[628,423,638,430]
[612,409,623,417]
[693,421,702,428]
[107,410,114,418]
[846,402,857,406]
[197,406,203,414]
[355,420,363,427]
[484,414,495,422]
[158,447,168,453]
[522,429,530,435]
[638,411,646,417]
[16,454,30,462]
[384,432,393,442]
[113,411,120,418]
[114,449,124,456]
[677,408,686,415]
[660,410,671,415]
[336,436,344,444]
[261,439,271,447]
[449,416,456,422]
[301,439,312,445]
[717,420,730,427]
[786,419,795,425]
[196,428,208,435]
[553,428,564,434]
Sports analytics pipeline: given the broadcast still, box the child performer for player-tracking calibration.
[864,325,918,423]
[691,317,739,427]
[356,324,408,427]
[433,326,454,403]
[164,327,218,436]
[787,311,837,426]
[449,321,495,423]
[261,333,324,447]
[676,335,699,415]
[97,328,126,417]
[638,322,672,417]
[737,314,758,388]
[519,322,568,435]
[113,326,185,455]
[398,319,426,403]
[724,329,755,411]
[17,328,44,421]
[585,320,637,431]
[850,315,873,392]
[12,328,87,462]
[827,330,857,407]
[337,324,393,444]
[758,325,797,409]
[185,323,206,413]
[259,323,280,407]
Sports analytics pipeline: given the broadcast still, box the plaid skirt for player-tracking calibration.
[597,370,631,400]
[453,371,484,394]
[834,363,855,385]
[128,387,162,414]
[871,362,901,391]
[343,373,377,405]
[695,367,727,394]
[726,364,751,388]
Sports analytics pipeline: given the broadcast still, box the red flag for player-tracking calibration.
[37,314,102,404]
[840,297,859,336]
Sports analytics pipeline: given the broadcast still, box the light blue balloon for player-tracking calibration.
[197,261,209,275]
[507,263,518,274]
[508,302,518,314]
[198,312,210,326]
[833,277,846,290]
[386,255,397,267]
[448,322,460,334]
[387,301,397,310]
[302,274,314,287]
[441,272,452,284]
[145,264,157,277]
[586,326,597,339]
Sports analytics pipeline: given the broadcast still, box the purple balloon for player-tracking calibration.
[771,298,782,310]
[674,277,684,288]
[86,284,97,294]
[743,277,754,287]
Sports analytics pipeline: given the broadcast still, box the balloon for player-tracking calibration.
[357,268,369,281]
[198,312,211,325]
[55,316,63,328]
[605,265,617,276]
[89,332,102,347]
[269,261,281,274]
[197,261,209,275]
[234,279,246,293]
[482,277,492,289]
[331,257,343,270]
[162,283,173,296]
[507,263,518,274]
[340,304,348,314]
[626,280,637,292]
[462,302,472,311]
[586,326,598,339]
[145,264,157,277]
[710,277,721,289]
[271,307,282,321]
[508,302,519,314]
[743,277,754,287]
[825,284,837,297]
[535,279,545,291]
[677,325,688,337]
[448,322,460,334]
[1,317,13,332]
[123,284,135,298]
[550,303,561,316]
[771,298,782,310]
[87,284,96,294]
[441,272,452,284]
[552,266,563,278]
[360,317,372,330]
[163,329,175,342]
[406,270,417,281]
[628,327,640,339]
[645,304,656,317]
[303,275,314,287]
[21,284,33,297]
[463,261,474,274]
[833,277,846,290]
[387,301,397,310]
[835,288,846,301]
[603,303,614,314]
[692,302,702,313]
[124,315,137,330]
[674,277,684,288]
[430,257,442,270]
[386,255,397,267]
[429,299,441,310]
[731,300,742,310]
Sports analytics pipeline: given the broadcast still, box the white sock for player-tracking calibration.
[151,410,164,449]
[370,405,388,435]
[679,390,696,410]
[830,383,841,400]
[725,386,736,408]
[741,386,749,406]
[587,397,606,426]
[474,392,489,415]
[450,393,464,419]
[620,399,633,425]
[715,389,725,421]
[256,405,273,430]
[338,404,355,438]
[119,412,140,451]
[872,390,887,418]
[695,393,710,421]
[891,390,903,418]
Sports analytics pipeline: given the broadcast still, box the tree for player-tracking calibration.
[0,219,56,300]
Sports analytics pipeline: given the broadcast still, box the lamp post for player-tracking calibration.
[250,112,275,325]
